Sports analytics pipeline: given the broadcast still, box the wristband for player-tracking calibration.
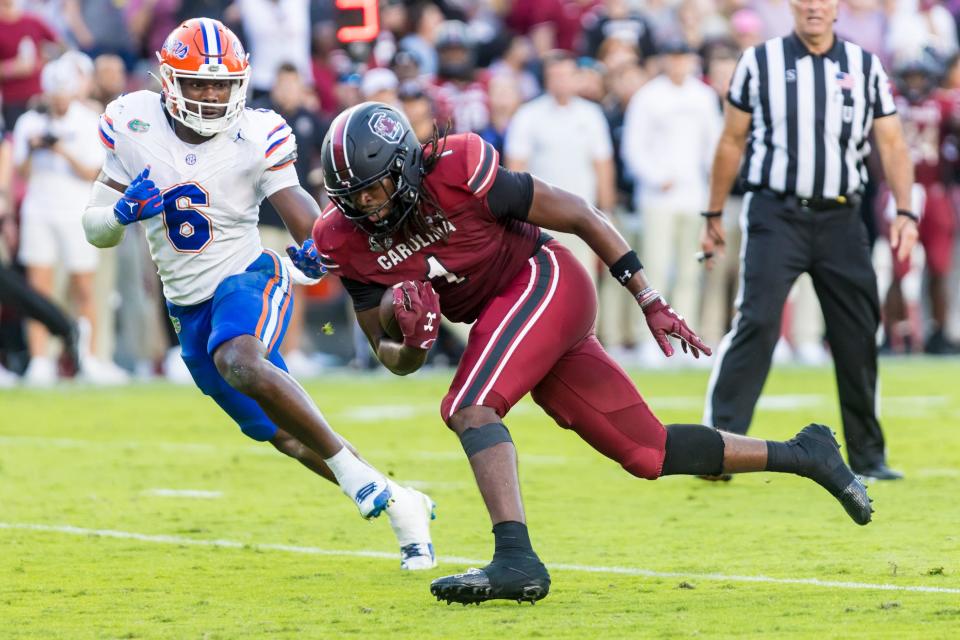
[609,250,643,286]
[700,210,722,219]
[635,287,661,309]
[896,209,919,223]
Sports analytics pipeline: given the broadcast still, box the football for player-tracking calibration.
[379,286,403,341]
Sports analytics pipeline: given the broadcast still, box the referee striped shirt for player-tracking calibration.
[727,32,897,200]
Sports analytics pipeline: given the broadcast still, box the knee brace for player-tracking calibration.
[459,422,513,457]
[660,424,725,476]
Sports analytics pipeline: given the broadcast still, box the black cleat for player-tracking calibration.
[853,463,904,482]
[430,560,551,605]
[793,424,873,525]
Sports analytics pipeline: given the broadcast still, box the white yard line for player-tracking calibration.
[1,522,958,595]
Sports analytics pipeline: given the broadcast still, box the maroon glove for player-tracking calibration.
[638,289,712,358]
[392,280,441,350]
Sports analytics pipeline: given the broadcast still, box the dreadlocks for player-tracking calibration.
[399,122,453,243]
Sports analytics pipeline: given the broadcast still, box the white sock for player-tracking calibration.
[324,446,381,495]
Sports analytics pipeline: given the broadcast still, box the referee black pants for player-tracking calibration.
[704,191,886,471]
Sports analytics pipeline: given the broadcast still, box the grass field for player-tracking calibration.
[2,358,959,639]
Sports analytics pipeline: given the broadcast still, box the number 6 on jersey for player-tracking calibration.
[163,183,213,252]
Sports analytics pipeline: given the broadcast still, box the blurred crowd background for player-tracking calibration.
[1,0,959,387]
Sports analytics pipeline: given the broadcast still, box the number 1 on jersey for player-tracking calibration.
[426,255,464,284]
[162,183,213,253]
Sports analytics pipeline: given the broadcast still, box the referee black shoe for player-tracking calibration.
[852,463,904,482]
[793,424,873,526]
[430,557,551,605]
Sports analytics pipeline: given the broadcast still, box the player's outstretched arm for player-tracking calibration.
[268,185,322,245]
[524,177,710,358]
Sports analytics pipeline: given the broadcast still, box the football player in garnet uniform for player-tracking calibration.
[296,102,873,605]
[884,59,959,354]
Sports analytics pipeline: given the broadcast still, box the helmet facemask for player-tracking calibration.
[328,156,421,241]
[157,57,249,137]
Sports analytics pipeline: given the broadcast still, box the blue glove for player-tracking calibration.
[285,238,328,280]
[114,167,164,225]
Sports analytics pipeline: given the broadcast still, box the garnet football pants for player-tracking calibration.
[441,240,667,479]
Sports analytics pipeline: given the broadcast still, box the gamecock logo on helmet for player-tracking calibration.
[369,113,404,143]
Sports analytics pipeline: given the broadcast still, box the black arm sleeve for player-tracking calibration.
[340,276,387,312]
[485,168,534,221]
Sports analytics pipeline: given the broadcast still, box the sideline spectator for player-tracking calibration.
[0,0,60,126]
[430,20,490,133]
[506,50,615,287]
[476,73,521,156]
[582,0,657,62]
[622,40,720,366]
[63,0,136,69]
[597,58,646,357]
[91,54,126,106]
[400,1,444,78]
[398,81,435,142]
[0,114,78,385]
[11,57,125,384]
[125,0,183,59]
[239,0,311,99]
[361,67,400,107]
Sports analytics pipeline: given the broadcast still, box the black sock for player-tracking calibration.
[765,440,801,473]
[487,521,548,584]
[492,521,533,556]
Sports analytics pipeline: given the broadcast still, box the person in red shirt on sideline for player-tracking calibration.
[291,102,873,606]
[0,0,60,126]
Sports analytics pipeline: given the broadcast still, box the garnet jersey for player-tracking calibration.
[98,90,299,305]
[895,91,959,186]
[312,133,542,323]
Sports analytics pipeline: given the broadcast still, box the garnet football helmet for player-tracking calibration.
[322,102,424,240]
[156,18,250,136]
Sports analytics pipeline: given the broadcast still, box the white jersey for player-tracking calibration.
[98,90,299,305]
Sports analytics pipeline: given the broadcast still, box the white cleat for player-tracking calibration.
[352,479,393,520]
[387,486,437,570]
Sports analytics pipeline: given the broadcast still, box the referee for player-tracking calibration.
[699,0,917,481]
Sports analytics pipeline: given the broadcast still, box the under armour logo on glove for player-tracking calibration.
[114,167,164,225]
[285,238,328,280]
[640,290,712,359]
[393,280,441,350]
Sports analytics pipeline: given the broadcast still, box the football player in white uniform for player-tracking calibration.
[81,18,435,570]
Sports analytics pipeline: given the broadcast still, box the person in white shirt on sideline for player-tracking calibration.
[504,50,616,285]
[621,40,722,366]
[11,56,126,385]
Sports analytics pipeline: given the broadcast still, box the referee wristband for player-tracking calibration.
[700,210,722,219]
[896,209,919,223]
[610,250,643,286]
